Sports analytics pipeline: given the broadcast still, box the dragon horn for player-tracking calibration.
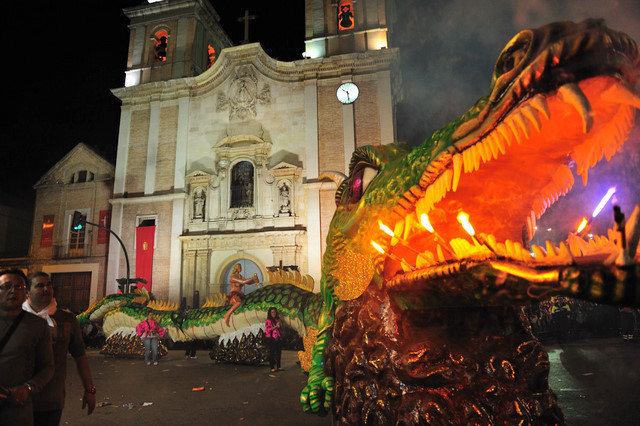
[319,171,347,187]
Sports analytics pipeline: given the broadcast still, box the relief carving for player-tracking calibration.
[216,66,271,120]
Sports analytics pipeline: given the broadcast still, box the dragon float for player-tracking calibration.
[77,270,323,367]
[79,19,640,424]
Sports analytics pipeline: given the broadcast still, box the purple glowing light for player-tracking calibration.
[591,187,616,218]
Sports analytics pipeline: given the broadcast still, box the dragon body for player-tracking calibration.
[78,18,640,424]
[78,283,323,365]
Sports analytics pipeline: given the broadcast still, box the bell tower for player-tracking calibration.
[304,0,396,58]
[122,0,233,87]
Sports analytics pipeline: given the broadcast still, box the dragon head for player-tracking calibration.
[325,19,640,308]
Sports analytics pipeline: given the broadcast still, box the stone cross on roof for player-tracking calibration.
[236,9,256,44]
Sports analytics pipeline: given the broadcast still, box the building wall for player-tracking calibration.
[111,43,400,302]
[155,105,179,192]
[125,109,150,195]
[27,144,115,303]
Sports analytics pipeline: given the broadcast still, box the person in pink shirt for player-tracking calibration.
[136,312,166,365]
[265,307,283,372]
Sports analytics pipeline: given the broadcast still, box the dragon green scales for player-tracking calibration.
[79,19,640,424]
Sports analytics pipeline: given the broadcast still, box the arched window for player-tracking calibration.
[230,161,254,208]
[154,30,169,62]
[337,0,355,31]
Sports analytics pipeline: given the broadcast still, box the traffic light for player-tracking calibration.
[71,211,84,230]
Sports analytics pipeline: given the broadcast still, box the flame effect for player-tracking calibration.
[457,212,475,236]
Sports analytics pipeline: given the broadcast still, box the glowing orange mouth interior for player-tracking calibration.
[381,76,638,280]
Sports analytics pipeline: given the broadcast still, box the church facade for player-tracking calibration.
[105,0,401,306]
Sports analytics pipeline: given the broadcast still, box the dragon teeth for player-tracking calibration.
[433,244,444,262]
[416,250,435,268]
[530,94,550,120]
[526,216,534,242]
[506,117,522,144]
[452,153,462,192]
[392,220,404,246]
[531,244,546,259]
[521,105,542,132]
[512,111,531,138]
[485,134,500,159]
[558,82,594,133]
[471,144,481,170]
[404,213,418,241]
[530,210,537,232]
[558,241,575,262]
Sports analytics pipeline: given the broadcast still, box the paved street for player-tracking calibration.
[61,350,332,426]
[546,338,640,425]
[59,339,640,425]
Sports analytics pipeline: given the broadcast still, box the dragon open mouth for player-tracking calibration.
[374,21,640,296]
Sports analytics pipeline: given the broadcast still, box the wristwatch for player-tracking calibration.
[85,386,96,394]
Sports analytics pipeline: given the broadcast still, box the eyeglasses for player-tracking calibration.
[0,283,26,292]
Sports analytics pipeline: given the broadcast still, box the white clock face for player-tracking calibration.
[336,82,359,104]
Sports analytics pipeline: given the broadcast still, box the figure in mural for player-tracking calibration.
[279,184,291,215]
[223,264,259,326]
[194,189,205,219]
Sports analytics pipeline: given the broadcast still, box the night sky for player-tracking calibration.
[4,0,640,239]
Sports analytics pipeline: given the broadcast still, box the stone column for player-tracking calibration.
[182,246,196,304]
[195,248,210,304]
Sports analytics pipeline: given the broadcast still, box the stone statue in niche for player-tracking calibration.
[193,188,205,219]
[279,183,291,216]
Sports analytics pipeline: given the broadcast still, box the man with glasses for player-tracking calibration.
[23,272,95,425]
[0,269,54,425]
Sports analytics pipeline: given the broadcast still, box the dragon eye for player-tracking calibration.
[494,30,532,79]
[348,166,377,204]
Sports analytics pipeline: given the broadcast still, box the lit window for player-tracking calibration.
[338,0,354,31]
[154,30,169,62]
[207,44,216,69]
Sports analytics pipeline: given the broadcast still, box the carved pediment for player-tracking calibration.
[269,161,302,178]
[186,170,215,189]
